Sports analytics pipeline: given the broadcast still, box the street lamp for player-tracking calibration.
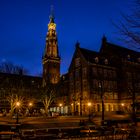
[121,103,125,112]
[88,102,91,121]
[29,102,33,107]
[99,82,104,126]
[16,101,20,124]
[28,102,33,116]
[59,103,62,115]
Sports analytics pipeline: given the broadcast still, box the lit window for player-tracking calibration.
[104,59,108,64]
[95,57,99,63]
[62,76,65,80]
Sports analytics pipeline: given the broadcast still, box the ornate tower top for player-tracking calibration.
[43,6,59,58]
[48,5,56,31]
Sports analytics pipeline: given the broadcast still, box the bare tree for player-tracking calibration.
[7,93,25,116]
[0,61,28,75]
[41,85,56,116]
[0,62,28,116]
[115,0,140,48]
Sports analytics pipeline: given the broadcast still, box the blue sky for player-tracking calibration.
[0,0,133,75]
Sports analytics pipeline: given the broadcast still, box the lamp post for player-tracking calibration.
[121,103,125,113]
[88,102,91,121]
[28,102,33,116]
[71,103,73,115]
[99,82,104,125]
[80,96,83,116]
[16,101,20,124]
[59,103,62,115]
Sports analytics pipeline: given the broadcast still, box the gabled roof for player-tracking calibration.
[79,47,99,63]
[100,41,140,60]
[69,39,140,71]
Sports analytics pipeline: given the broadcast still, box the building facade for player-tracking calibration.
[43,13,140,116]
[65,38,140,116]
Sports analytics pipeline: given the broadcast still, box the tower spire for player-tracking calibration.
[42,7,60,86]
[49,5,54,23]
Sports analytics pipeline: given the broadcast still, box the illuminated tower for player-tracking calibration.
[42,8,60,86]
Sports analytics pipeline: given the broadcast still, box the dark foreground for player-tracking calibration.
[0,116,140,140]
[0,123,139,140]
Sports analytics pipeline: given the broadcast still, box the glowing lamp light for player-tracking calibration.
[88,102,91,106]
[29,102,33,107]
[16,102,20,107]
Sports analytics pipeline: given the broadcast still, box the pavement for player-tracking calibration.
[0,115,140,140]
[0,114,135,130]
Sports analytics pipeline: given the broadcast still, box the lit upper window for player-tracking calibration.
[95,57,99,63]
[104,59,108,64]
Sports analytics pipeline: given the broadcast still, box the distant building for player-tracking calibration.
[0,72,42,111]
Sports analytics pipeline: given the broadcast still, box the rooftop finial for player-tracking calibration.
[75,41,80,48]
[102,34,107,44]
[49,5,55,23]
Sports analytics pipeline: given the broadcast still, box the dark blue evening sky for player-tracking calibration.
[0,0,133,76]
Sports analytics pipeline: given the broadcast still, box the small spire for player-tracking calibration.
[75,41,80,48]
[49,5,55,23]
[102,34,107,45]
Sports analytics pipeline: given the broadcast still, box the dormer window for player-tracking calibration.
[62,76,65,80]
[104,59,108,65]
[95,57,99,63]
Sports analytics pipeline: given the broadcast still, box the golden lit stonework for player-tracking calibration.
[42,9,60,86]
[48,23,56,30]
